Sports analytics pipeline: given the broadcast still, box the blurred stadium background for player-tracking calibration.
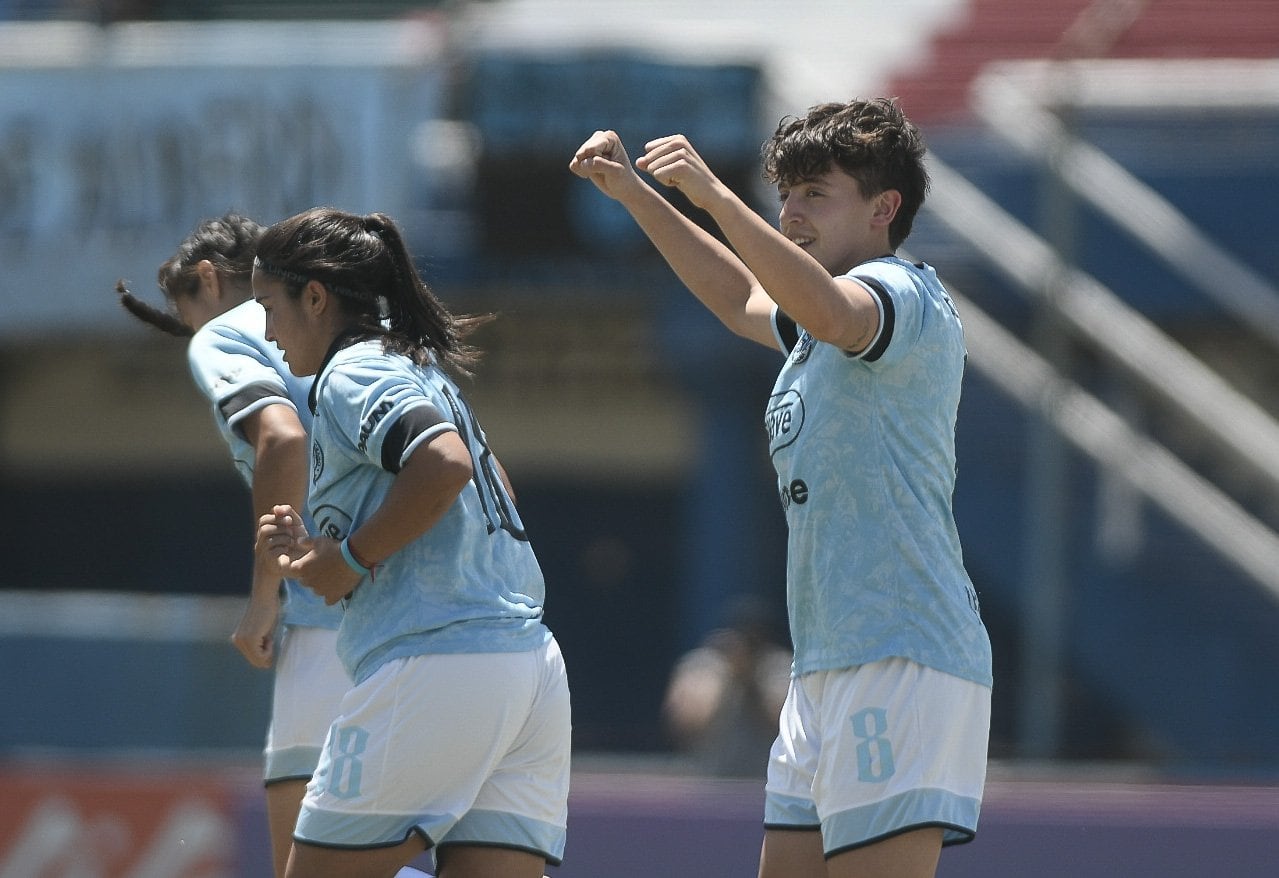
[1,0,1278,874]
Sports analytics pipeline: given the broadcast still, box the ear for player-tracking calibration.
[302,279,330,317]
[871,189,902,229]
[194,259,222,300]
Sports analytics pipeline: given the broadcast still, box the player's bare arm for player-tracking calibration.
[641,135,882,354]
[493,454,517,505]
[262,431,474,606]
[258,504,356,607]
[569,129,648,201]
[345,430,474,565]
[571,130,776,348]
[233,403,308,667]
[235,558,281,668]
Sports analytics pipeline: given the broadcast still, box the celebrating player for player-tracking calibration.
[253,207,570,878]
[117,213,348,878]
[570,99,993,878]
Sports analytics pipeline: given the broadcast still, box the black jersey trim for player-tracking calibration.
[219,384,289,424]
[775,309,801,353]
[852,275,895,362]
[381,404,448,473]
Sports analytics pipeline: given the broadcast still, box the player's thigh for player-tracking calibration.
[825,826,943,878]
[265,779,308,878]
[759,825,943,878]
[759,828,826,878]
[437,844,547,878]
[285,834,426,878]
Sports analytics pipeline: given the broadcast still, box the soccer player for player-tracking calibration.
[570,98,993,878]
[253,207,570,878]
[118,213,348,878]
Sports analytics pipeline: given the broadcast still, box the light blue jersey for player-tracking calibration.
[187,300,342,631]
[309,339,550,684]
[766,257,992,687]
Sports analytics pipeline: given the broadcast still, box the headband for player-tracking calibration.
[254,256,372,303]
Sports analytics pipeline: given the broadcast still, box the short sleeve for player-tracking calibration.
[846,263,926,368]
[188,324,297,439]
[319,355,458,473]
[771,306,801,355]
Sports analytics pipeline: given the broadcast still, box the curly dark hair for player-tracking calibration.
[761,98,929,249]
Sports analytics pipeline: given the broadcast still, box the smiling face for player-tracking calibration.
[253,269,330,377]
[777,167,897,276]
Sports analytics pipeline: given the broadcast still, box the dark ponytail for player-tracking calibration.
[256,207,493,376]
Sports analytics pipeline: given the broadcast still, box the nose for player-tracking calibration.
[778,197,800,229]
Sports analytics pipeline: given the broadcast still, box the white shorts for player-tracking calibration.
[294,637,571,866]
[265,625,350,783]
[764,657,990,856]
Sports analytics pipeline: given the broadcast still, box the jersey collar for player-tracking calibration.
[308,328,376,414]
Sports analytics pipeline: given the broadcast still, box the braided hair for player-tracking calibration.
[117,212,263,337]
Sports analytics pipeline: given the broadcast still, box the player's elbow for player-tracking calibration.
[439,452,476,495]
[805,307,877,352]
[403,432,475,498]
[248,404,308,456]
[256,422,308,459]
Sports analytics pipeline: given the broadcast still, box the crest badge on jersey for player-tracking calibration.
[791,329,816,365]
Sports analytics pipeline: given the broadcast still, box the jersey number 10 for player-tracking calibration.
[440,384,529,542]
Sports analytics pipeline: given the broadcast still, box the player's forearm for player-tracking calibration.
[247,545,286,599]
[250,427,309,600]
[252,431,309,531]
[703,191,856,343]
[345,432,473,566]
[622,181,767,339]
